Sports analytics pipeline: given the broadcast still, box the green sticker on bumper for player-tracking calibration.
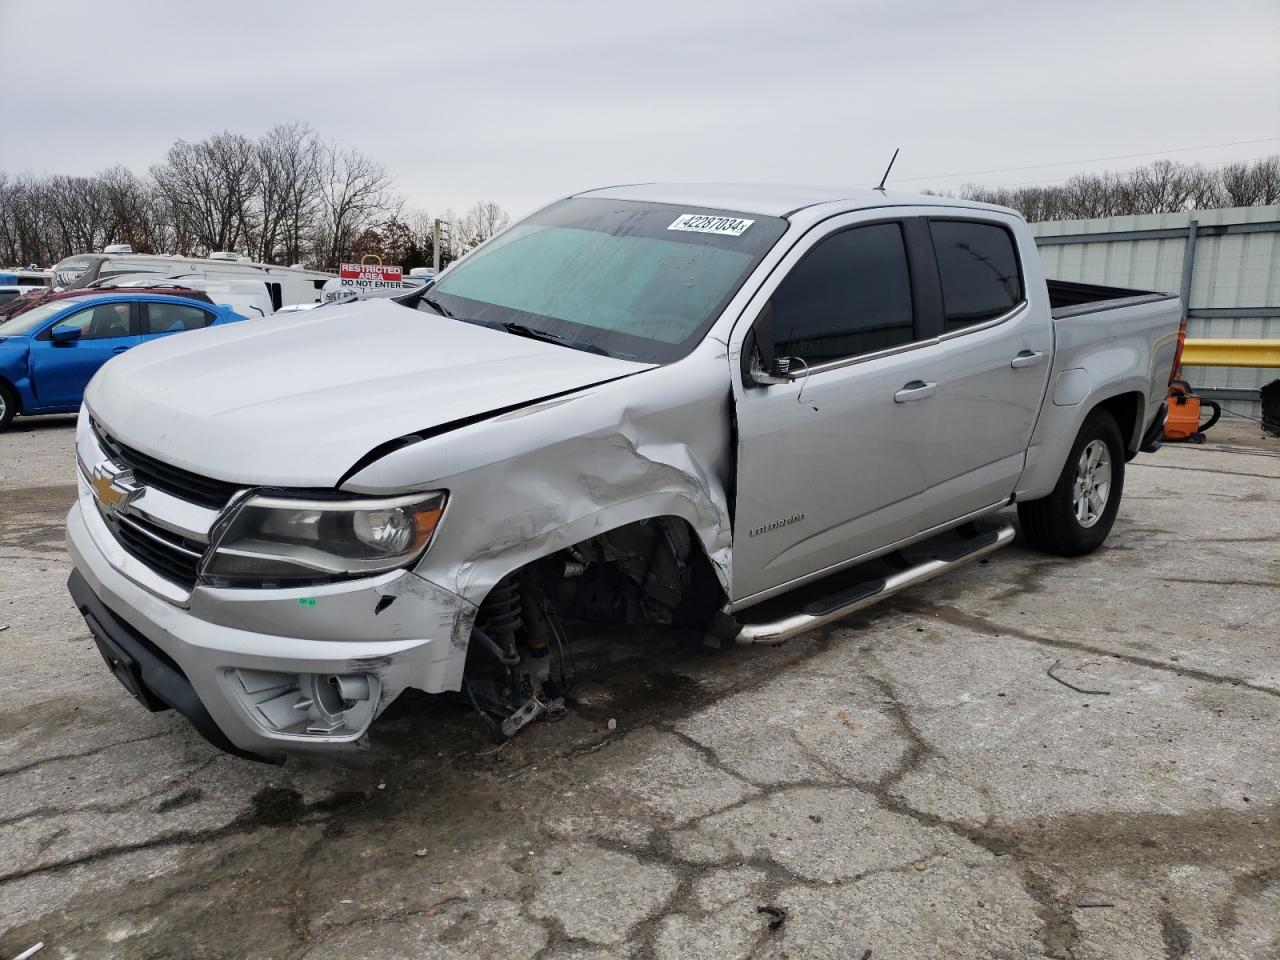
[299,597,317,607]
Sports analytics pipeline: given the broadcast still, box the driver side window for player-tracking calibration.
[46,303,134,341]
[770,222,915,365]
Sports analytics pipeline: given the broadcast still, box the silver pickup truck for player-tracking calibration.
[66,184,1182,762]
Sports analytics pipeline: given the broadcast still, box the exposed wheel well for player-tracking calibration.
[477,515,728,633]
[1095,391,1144,458]
[461,515,732,730]
[0,377,21,412]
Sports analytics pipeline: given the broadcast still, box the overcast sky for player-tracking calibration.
[2,0,1277,219]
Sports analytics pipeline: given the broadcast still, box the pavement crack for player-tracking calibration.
[1133,462,1278,481]
[903,599,1280,700]
[0,732,169,779]
[1021,868,1082,960]
[1159,909,1193,959]
[861,665,940,789]
[0,786,371,887]
[655,722,767,791]
[0,825,239,887]
[1162,576,1280,590]
[0,797,147,828]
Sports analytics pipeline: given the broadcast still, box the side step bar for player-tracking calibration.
[736,524,1016,646]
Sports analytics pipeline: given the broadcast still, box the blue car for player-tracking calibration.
[0,293,246,430]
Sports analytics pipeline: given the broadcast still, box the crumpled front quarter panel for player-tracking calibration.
[341,349,736,607]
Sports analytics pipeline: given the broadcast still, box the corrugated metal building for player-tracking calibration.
[1031,205,1280,417]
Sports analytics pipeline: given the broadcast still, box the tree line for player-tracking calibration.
[6,133,1276,269]
[934,156,1280,222]
[0,123,510,270]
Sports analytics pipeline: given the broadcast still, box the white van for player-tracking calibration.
[103,275,276,319]
[51,248,332,309]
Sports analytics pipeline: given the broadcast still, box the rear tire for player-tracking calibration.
[0,382,17,431]
[1018,409,1125,556]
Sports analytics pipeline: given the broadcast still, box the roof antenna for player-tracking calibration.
[875,147,900,192]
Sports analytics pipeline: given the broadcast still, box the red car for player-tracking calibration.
[0,285,214,321]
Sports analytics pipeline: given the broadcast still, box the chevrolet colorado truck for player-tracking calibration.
[65,184,1182,762]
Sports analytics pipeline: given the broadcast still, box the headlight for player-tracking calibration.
[201,492,446,588]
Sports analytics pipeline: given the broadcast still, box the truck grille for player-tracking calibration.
[100,511,204,590]
[91,419,242,509]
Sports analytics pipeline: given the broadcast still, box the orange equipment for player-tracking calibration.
[1162,313,1221,443]
[1164,379,1220,443]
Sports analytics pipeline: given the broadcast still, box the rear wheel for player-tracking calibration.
[0,382,17,431]
[1018,409,1125,556]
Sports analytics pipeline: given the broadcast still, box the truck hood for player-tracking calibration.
[86,298,653,488]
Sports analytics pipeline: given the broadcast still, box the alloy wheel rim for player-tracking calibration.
[1072,439,1111,528]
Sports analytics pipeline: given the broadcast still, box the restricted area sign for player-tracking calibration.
[325,261,412,301]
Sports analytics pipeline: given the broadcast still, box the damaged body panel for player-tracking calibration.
[64,184,1183,760]
[342,351,738,609]
[85,296,653,488]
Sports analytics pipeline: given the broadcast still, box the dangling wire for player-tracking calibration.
[791,356,818,412]
[540,595,577,696]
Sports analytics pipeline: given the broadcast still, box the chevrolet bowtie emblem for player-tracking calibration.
[91,464,140,516]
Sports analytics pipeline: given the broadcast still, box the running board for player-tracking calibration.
[735,524,1016,645]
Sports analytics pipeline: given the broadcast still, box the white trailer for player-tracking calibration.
[51,248,333,309]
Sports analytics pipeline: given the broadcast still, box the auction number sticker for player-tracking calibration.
[668,214,755,236]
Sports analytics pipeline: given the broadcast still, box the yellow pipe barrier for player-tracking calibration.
[1181,339,1280,368]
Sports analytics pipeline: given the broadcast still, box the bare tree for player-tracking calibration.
[455,200,511,252]
[1221,156,1280,207]
[1128,159,1194,214]
[945,155,1280,222]
[15,130,1272,266]
[254,123,322,264]
[314,143,396,269]
[152,132,260,255]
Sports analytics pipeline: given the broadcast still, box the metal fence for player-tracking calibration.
[1031,205,1280,417]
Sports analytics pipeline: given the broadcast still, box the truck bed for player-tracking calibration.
[1047,279,1178,320]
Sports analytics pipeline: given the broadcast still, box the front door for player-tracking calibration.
[30,302,140,408]
[730,215,948,602]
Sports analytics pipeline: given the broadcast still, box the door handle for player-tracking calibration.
[112,346,130,354]
[893,380,938,403]
[1010,350,1047,369]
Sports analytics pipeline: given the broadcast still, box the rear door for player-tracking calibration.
[915,218,1052,518]
[29,302,141,408]
[141,301,217,341]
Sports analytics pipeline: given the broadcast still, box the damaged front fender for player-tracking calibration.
[339,350,737,610]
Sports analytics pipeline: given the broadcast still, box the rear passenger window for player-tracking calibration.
[930,221,1024,331]
[145,303,212,334]
[769,222,915,364]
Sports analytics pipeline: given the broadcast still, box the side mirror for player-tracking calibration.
[748,351,796,386]
[50,324,83,343]
[744,301,795,386]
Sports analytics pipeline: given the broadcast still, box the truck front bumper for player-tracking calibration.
[66,497,474,761]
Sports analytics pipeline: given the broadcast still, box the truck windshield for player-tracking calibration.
[420,198,787,363]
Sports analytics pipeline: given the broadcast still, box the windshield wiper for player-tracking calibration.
[500,322,609,356]
[421,297,609,354]
[421,295,455,318]
[420,295,508,332]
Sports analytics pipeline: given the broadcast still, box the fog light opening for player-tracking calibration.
[232,668,379,739]
[301,673,377,735]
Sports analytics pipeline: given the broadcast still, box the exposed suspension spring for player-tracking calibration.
[478,576,523,638]
[474,574,525,704]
